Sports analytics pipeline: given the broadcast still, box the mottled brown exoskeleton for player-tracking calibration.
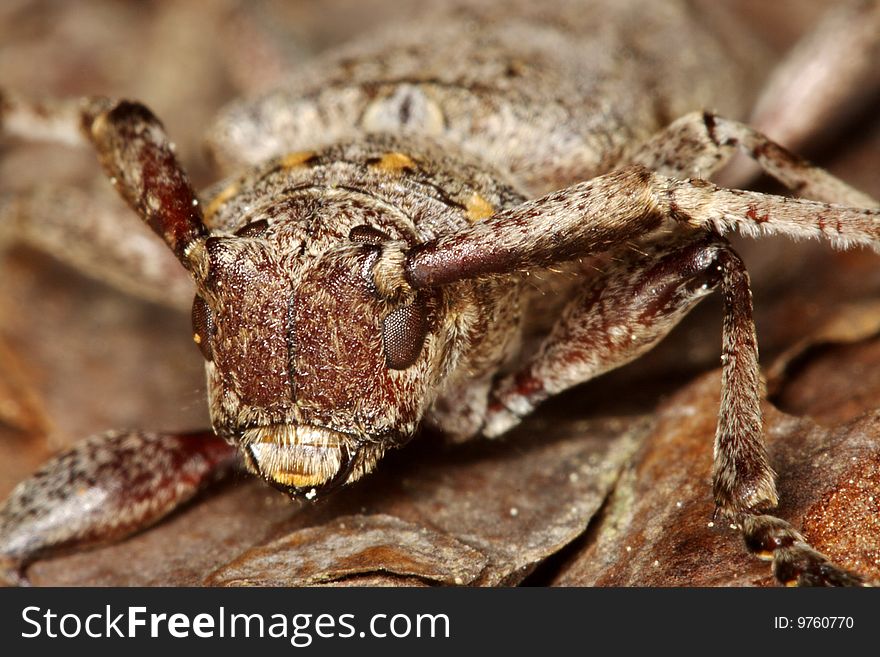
[1,0,879,586]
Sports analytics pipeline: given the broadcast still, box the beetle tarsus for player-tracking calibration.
[738,513,871,587]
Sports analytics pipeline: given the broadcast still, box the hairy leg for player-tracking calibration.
[480,233,774,515]
[484,231,868,585]
[739,515,866,587]
[483,232,725,436]
[630,111,876,208]
[0,430,238,585]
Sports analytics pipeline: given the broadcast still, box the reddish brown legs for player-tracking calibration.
[0,430,238,585]
[484,233,729,437]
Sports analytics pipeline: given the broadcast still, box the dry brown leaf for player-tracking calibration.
[766,300,880,396]
[205,513,489,586]
[0,336,51,437]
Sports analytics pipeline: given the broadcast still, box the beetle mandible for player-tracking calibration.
[0,0,878,586]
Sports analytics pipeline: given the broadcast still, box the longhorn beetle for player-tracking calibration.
[0,0,878,586]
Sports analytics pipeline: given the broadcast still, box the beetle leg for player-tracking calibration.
[0,429,238,586]
[630,110,876,209]
[482,231,727,437]
[425,374,495,444]
[738,514,867,587]
[480,233,774,515]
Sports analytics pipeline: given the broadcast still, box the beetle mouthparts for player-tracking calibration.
[241,425,357,499]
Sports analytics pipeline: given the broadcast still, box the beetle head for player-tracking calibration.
[185,200,453,500]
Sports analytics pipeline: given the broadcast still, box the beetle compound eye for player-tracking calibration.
[191,295,216,361]
[382,296,430,369]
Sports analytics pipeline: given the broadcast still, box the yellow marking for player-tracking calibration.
[90,111,108,139]
[204,182,240,221]
[755,550,774,562]
[280,150,318,169]
[370,151,416,174]
[465,192,495,222]
[785,580,798,588]
[193,333,202,345]
[271,471,329,488]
